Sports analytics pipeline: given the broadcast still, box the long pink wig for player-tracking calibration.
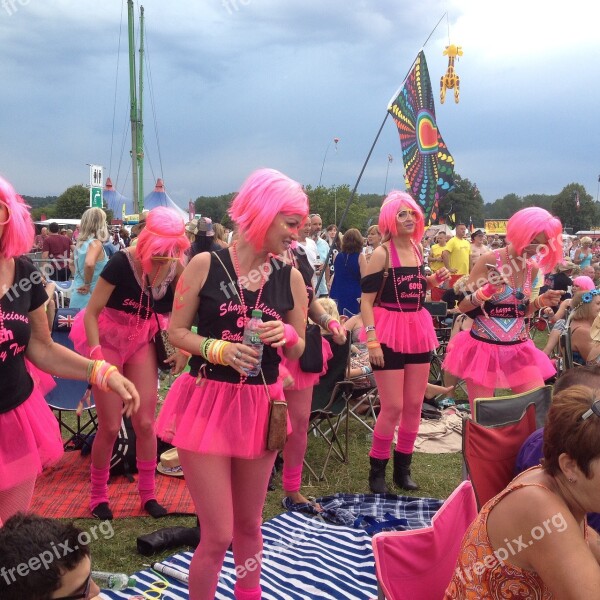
[228,168,308,251]
[0,175,34,259]
[378,190,424,244]
[506,207,563,273]
[136,207,190,275]
[572,276,595,291]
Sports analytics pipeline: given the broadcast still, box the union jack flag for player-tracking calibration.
[57,314,75,328]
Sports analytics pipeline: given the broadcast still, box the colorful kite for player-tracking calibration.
[388,50,455,221]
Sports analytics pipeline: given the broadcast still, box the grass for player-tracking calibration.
[55,326,549,574]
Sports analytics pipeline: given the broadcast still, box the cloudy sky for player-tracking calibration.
[0,0,598,210]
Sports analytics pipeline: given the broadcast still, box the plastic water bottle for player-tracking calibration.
[91,570,136,590]
[243,309,264,377]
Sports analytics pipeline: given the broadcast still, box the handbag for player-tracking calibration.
[373,244,390,307]
[262,371,288,451]
[299,323,324,373]
[146,276,177,371]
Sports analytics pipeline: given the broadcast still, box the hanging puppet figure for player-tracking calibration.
[440,44,463,104]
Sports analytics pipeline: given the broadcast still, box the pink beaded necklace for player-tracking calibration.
[128,265,163,341]
[391,240,425,313]
[230,242,268,326]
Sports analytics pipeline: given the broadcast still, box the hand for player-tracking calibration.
[330,324,347,345]
[76,283,91,294]
[164,351,189,375]
[542,307,554,318]
[106,373,140,418]
[449,268,458,274]
[223,342,259,375]
[314,263,323,276]
[258,320,287,347]
[542,290,562,307]
[434,267,451,284]
[368,344,384,369]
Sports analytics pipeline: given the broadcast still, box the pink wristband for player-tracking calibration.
[90,345,104,360]
[283,323,299,348]
[327,319,342,333]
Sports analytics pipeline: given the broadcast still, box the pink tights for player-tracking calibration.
[370,363,429,457]
[178,449,276,600]
[282,387,312,493]
[0,478,36,526]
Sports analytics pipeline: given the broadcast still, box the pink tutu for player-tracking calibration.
[156,373,288,459]
[70,307,161,364]
[25,359,56,397]
[280,337,333,391]
[360,307,438,353]
[443,331,556,389]
[0,387,63,491]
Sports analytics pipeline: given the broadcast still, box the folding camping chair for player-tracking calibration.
[463,403,537,510]
[304,336,354,481]
[372,480,477,600]
[45,307,97,450]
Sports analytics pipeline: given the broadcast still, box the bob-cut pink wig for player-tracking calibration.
[228,168,308,251]
[378,190,424,244]
[572,276,595,291]
[136,207,190,275]
[0,175,34,259]
[506,207,563,274]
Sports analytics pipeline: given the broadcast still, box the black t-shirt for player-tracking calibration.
[0,257,49,413]
[361,265,427,311]
[101,250,175,317]
[189,249,294,384]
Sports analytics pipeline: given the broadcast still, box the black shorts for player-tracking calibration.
[372,343,432,371]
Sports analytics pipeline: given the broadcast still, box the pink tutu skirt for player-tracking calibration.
[70,307,161,364]
[280,337,333,391]
[360,307,438,353]
[443,331,556,389]
[0,387,63,491]
[156,373,288,459]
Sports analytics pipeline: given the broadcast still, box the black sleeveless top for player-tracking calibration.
[361,265,427,312]
[189,249,294,384]
[290,248,315,305]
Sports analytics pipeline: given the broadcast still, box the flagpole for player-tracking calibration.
[314,14,447,293]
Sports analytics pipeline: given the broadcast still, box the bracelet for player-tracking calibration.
[361,365,372,375]
[282,323,299,348]
[367,341,381,349]
[365,325,376,333]
[84,281,92,286]
[319,313,331,327]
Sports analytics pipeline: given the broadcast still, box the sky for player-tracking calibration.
[0,0,599,210]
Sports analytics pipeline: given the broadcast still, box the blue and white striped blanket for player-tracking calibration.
[102,512,378,599]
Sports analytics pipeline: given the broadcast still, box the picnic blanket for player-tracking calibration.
[30,451,195,519]
[102,512,379,599]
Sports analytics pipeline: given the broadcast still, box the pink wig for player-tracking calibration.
[506,207,563,274]
[0,175,34,259]
[378,190,424,244]
[228,168,308,251]
[136,207,190,275]
[572,276,595,291]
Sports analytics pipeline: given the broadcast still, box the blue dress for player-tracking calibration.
[70,239,108,309]
[329,251,361,316]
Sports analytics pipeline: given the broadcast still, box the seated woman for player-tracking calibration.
[542,276,595,356]
[446,384,600,598]
[569,290,600,365]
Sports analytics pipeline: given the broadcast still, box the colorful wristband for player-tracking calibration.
[283,323,299,348]
[327,319,342,333]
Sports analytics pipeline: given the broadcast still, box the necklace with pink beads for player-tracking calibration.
[392,240,425,313]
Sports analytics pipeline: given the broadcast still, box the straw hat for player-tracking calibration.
[196,217,214,237]
[556,261,576,272]
[156,448,184,477]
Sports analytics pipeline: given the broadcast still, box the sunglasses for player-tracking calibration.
[514,290,527,313]
[0,201,10,226]
[53,571,91,600]
[397,209,417,222]
[582,399,600,421]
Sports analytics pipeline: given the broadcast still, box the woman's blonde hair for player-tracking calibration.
[76,207,109,247]
[571,290,597,322]
[581,236,593,247]
[316,298,341,333]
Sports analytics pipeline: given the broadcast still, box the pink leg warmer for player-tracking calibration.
[234,583,262,600]
[137,459,157,506]
[396,429,419,453]
[369,432,394,460]
[282,464,303,493]
[282,387,312,493]
[90,465,110,511]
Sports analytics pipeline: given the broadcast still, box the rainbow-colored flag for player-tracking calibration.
[388,51,455,222]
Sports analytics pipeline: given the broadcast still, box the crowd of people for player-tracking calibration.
[4,166,600,599]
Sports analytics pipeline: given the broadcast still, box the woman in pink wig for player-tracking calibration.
[0,175,138,525]
[443,207,563,412]
[71,206,189,520]
[361,191,450,493]
[156,168,307,600]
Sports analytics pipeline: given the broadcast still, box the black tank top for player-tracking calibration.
[361,265,427,311]
[289,248,315,305]
[189,249,294,384]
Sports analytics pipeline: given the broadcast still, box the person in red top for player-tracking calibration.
[42,222,72,281]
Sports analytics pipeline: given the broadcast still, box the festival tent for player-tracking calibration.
[104,178,134,215]
[143,179,187,220]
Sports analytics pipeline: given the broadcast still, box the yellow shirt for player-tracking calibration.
[429,243,446,272]
[445,236,471,275]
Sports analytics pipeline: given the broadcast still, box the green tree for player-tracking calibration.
[55,185,89,218]
[195,194,235,223]
[551,183,598,233]
[437,174,484,226]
